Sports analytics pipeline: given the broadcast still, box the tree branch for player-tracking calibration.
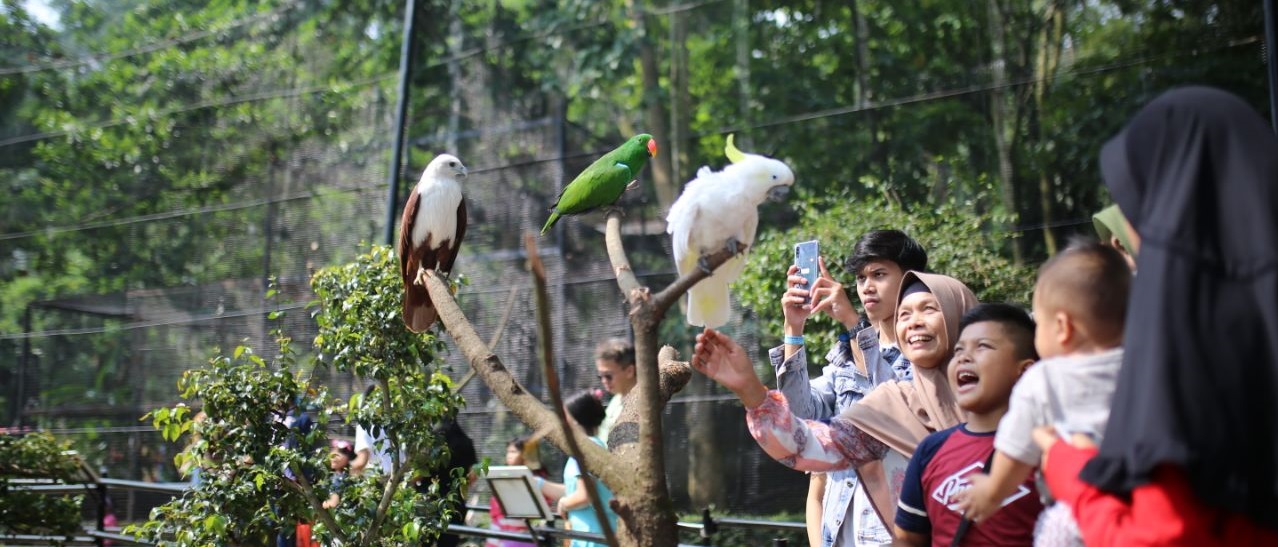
[605,212,642,296]
[525,234,617,547]
[657,346,692,401]
[603,210,741,318]
[287,462,350,545]
[422,270,620,489]
[607,346,692,452]
[364,377,405,547]
[651,245,740,317]
[456,285,519,392]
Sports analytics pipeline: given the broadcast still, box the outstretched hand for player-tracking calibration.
[691,328,768,408]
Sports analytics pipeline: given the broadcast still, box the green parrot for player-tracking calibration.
[541,133,659,235]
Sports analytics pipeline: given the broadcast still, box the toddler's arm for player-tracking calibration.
[954,450,1035,522]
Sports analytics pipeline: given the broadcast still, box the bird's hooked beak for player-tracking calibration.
[455,164,468,179]
[766,185,791,203]
[647,138,659,157]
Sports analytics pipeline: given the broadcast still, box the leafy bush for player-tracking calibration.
[0,433,84,536]
[129,245,468,546]
[736,195,1036,363]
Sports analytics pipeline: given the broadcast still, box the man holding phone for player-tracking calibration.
[771,230,928,547]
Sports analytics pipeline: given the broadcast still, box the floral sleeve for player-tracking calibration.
[745,390,889,472]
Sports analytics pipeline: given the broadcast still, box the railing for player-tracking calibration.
[8,477,804,546]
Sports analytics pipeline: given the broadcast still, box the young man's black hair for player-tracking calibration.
[845,229,928,274]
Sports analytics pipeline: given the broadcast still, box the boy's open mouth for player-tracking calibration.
[956,369,980,390]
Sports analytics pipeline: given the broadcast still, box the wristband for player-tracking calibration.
[784,334,805,346]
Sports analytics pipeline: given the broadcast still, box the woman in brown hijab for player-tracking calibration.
[692,272,978,517]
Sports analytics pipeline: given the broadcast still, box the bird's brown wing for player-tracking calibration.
[400,187,441,332]
[399,186,422,283]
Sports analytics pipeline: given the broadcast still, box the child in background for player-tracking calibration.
[487,436,549,547]
[556,391,618,547]
[954,242,1130,545]
[323,439,356,510]
[893,303,1043,546]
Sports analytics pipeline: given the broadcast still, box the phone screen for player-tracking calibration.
[794,240,820,301]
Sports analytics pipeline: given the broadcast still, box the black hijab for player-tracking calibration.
[1080,86,1278,529]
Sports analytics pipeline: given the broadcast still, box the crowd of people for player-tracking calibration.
[202,85,1274,547]
[690,86,1278,546]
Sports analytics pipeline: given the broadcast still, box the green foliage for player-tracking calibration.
[0,433,85,536]
[736,194,1035,363]
[128,248,468,546]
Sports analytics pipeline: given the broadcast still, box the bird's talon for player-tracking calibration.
[697,257,713,274]
[725,237,742,255]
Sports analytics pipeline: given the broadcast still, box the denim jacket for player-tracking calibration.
[769,327,912,546]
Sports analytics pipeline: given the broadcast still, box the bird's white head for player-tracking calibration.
[424,154,468,183]
[724,134,795,203]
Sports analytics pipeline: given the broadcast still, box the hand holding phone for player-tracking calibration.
[794,240,820,303]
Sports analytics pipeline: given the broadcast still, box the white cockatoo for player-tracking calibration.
[398,154,468,332]
[666,135,795,328]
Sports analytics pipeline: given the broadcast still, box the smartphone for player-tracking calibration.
[794,240,820,303]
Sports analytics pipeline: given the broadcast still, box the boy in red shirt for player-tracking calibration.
[894,303,1043,546]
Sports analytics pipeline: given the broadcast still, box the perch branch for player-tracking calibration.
[422,271,620,488]
[604,212,642,296]
[651,245,741,317]
[455,285,519,392]
[602,210,740,318]
[526,234,617,547]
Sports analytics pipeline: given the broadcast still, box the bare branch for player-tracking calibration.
[456,285,520,392]
[286,463,350,545]
[604,211,642,296]
[422,270,619,488]
[604,209,740,318]
[657,346,692,401]
[651,245,741,316]
[607,346,692,452]
[526,234,617,547]
[364,377,405,547]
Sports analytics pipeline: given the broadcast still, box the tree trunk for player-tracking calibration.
[986,0,1023,263]
[1034,2,1065,256]
[734,0,753,148]
[423,216,740,546]
[632,0,675,210]
[446,0,463,152]
[850,0,884,179]
[669,1,691,186]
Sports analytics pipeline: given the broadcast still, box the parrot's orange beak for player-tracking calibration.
[648,139,659,157]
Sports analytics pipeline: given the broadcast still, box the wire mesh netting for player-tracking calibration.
[2,0,1271,530]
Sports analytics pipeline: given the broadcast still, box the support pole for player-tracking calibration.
[382,0,421,245]
[1266,0,1278,130]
